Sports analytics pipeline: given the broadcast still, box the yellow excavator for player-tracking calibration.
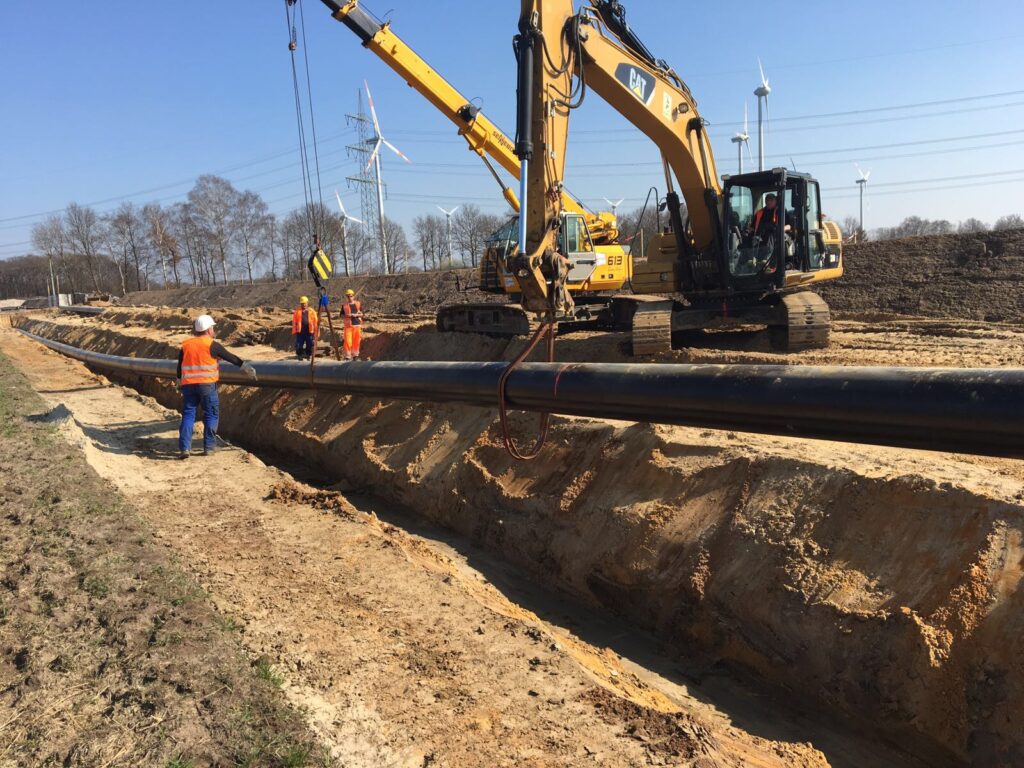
[507,0,843,352]
[321,0,631,335]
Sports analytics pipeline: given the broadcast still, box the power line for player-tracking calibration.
[0,128,355,225]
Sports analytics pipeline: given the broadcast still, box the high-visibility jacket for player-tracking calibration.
[180,336,219,385]
[342,300,362,328]
[753,206,779,234]
[292,307,319,335]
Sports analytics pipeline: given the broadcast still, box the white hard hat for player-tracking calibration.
[193,314,215,333]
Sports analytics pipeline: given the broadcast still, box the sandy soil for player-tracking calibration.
[7,306,1024,765]
[0,327,872,768]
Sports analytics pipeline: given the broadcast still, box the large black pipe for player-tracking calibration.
[17,329,1024,458]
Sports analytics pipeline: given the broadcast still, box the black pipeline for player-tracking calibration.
[18,329,1024,458]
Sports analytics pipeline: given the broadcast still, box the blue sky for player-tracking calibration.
[2,0,1023,260]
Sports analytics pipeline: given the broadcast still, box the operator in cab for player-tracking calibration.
[750,194,793,241]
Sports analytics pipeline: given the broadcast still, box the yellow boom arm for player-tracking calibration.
[320,0,620,242]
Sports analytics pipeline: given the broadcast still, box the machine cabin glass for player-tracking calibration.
[558,213,600,283]
[723,173,832,285]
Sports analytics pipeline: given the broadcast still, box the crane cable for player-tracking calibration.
[284,0,326,247]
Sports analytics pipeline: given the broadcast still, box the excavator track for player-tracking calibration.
[615,297,674,357]
[436,303,533,337]
[770,291,831,351]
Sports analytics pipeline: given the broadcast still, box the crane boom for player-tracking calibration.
[319,0,619,242]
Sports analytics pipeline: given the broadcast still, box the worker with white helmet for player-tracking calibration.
[176,313,257,459]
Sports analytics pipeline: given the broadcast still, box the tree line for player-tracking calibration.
[1,175,510,300]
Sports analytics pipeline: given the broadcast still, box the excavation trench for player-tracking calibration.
[13,313,1024,767]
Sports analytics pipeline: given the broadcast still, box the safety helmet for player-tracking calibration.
[194,314,215,333]
[345,289,355,296]
[299,295,309,304]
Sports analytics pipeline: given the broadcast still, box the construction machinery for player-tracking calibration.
[319,0,842,352]
[320,0,631,335]
[509,0,843,353]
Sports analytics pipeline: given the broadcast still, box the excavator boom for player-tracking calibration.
[319,0,619,243]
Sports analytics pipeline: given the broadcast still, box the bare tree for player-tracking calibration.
[958,218,988,234]
[993,214,1024,231]
[31,215,67,299]
[64,203,105,292]
[231,190,272,285]
[106,203,147,293]
[187,175,238,283]
[382,218,410,273]
[144,203,181,287]
[413,214,445,271]
[452,204,500,268]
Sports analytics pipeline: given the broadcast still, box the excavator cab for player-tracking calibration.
[722,169,842,292]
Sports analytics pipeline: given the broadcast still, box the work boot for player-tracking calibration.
[178,451,190,460]
[202,447,215,456]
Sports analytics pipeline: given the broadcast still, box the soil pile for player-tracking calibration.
[122,230,1024,325]
[820,228,1024,321]
[14,312,1024,766]
[122,268,497,317]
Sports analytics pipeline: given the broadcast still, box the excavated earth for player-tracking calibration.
[6,288,1024,767]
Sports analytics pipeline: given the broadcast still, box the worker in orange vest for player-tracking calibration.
[177,314,256,459]
[341,289,363,360]
[292,295,319,360]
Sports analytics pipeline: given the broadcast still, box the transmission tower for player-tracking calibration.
[345,90,385,273]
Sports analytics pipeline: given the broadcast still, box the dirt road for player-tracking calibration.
[0,326,944,767]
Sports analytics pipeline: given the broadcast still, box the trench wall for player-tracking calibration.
[14,316,1024,767]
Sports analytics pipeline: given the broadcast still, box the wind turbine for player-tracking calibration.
[437,205,459,266]
[855,164,871,241]
[363,79,411,274]
[335,190,362,277]
[603,197,625,217]
[754,59,771,171]
[730,102,751,174]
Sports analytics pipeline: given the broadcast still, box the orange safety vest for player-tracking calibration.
[292,307,319,335]
[180,335,219,385]
[753,206,779,232]
[342,300,362,328]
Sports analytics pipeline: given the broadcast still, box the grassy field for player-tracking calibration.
[0,351,332,767]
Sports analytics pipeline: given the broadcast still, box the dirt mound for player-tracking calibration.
[122,231,1024,328]
[15,314,1024,766]
[122,268,497,317]
[820,229,1024,322]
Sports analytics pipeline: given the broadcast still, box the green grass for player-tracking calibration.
[255,659,285,688]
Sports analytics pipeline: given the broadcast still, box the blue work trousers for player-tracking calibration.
[294,332,315,358]
[179,383,220,452]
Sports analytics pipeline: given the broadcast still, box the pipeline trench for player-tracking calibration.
[4,307,1024,767]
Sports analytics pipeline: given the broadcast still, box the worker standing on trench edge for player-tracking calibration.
[341,289,363,360]
[177,314,257,459]
[292,295,318,361]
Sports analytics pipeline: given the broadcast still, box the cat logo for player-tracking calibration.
[615,63,655,106]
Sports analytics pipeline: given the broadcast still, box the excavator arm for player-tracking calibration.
[318,0,620,243]
[514,0,728,310]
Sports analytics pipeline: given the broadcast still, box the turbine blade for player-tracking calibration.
[744,101,748,134]
[382,138,412,164]
[364,139,382,173]
[364,79,382,137]
[335,189,348,218]
[757,57,768,87]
